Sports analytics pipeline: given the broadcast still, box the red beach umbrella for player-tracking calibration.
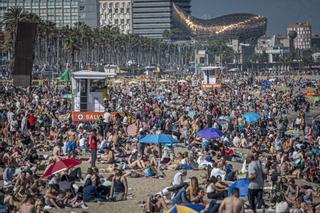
[42,158,81,178]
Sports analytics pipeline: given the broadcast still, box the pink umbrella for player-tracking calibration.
[42,158,81,177]
[127,124,138,136]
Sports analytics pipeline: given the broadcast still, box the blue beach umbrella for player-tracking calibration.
[139,134,178,145]
[242,112,261,124]
[263,80,272,86]
[197,128,224,140]
[228,178,249,197]
[155,95,165,101]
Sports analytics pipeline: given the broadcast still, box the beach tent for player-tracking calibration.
[227,178,249,197]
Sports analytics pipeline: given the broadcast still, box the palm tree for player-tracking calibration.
[63,31,81,67]
[37,20,56,64]
[2,8,26,61]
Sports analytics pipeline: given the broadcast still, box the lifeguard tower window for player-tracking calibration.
[80,79,88,111]
[90,80,105,92]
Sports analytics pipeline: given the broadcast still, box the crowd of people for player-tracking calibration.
[0,73,319,213]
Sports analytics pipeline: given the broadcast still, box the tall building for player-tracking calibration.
[0,0,99,28]
[311,34,320,49]
[132,0,191,39]
[132,0,172,39]
[287,22,311,50]
[99,0,132,34]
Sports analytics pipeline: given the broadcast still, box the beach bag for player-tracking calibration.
[144,168,156,177]
[180,163,193,170]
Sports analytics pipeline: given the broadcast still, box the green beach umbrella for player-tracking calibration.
[314,96,320,102]
[63,94,72,99]
[57,69,71,81]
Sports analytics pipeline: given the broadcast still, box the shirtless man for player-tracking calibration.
[52,143,62,160]
[218,188,244,213]
[19,194,35,213]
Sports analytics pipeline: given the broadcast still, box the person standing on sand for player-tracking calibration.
[218,188,244,213]
[89,129,98,168]
[247,153,265,212]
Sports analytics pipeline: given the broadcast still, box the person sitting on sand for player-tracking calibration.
[102,147,114,164]
[285,178,299,205]
[82,178,97,202]
[128,150,145,169]
[186,176,204,203]
[44,184,61,209]
[143,194,168,213]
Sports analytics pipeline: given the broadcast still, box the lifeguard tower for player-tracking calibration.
[71,70,114,123]
[145,65,160,78]
[200,66,225,89]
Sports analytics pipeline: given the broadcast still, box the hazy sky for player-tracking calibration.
[191,0,320,35]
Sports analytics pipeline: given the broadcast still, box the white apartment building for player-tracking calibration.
[99,0,132,34]
[287,22,312,50]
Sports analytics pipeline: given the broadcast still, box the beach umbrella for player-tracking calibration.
[42,158,81,178]
[228,179,249,197]
[304,92,317,96]
[313,96,320,103]
[217,116,230,124]
[187,110,197,119]
[178,80,187,84]
[57,69,71,81]
[167,204,205,213]
[285,129,304,137]
[63,94,72,99]
[127,124,138,136]
[155,95,165,101]
[113,79,123,84]
[262,80,272,86]
[128,81,138,85]
[242,112,261,124]
[139,134,178,144]
[159,79,170,83]
[197,128,223,140]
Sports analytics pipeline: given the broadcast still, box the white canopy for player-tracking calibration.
[72,70,116,80]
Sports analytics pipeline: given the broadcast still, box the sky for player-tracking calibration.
[191,0,320,35]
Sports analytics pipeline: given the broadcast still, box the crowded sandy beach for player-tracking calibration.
[0,71,319,213]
